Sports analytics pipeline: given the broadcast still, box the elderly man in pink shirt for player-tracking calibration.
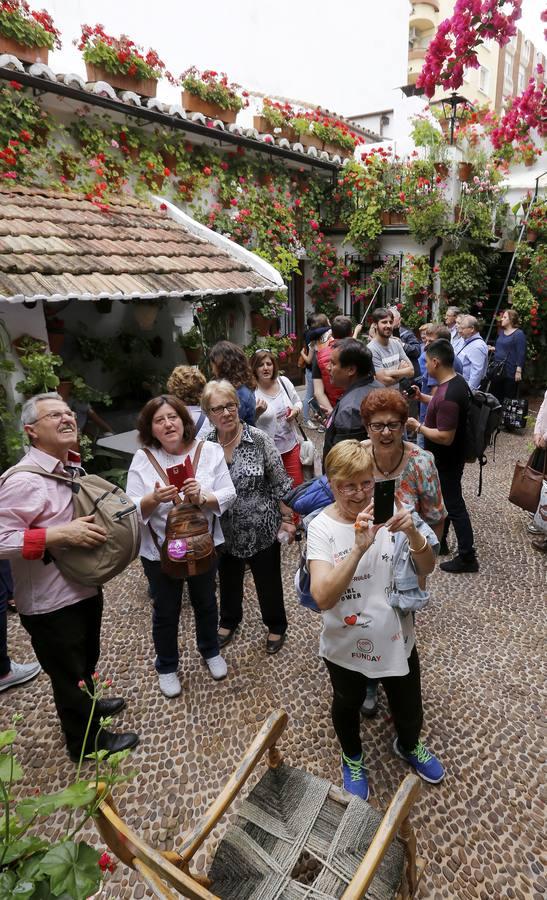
[0,392,139,762]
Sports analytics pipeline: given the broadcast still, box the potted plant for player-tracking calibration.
[0,675,133,898]
[458,161,474,182]
[290,114,321,151]
[177,325,203,364]
[133,300,162,331]
[15,341,63,397]
[175,67,248,124]
[59,368,112,407]
[76,24,165,97]
[0,0,61,64]
[12,333,47,359]
[439,251,487,310]
[248,293,288,336]
[254,98,296,141]
[244,330,296,363]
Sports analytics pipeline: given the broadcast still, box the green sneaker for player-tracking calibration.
[393,738,445,783]
[341,752,369,800]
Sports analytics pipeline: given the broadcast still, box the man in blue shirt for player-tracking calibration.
[457,315,488,390]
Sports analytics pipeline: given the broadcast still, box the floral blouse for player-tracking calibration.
[208,424,293,558]
[396,445,446,527]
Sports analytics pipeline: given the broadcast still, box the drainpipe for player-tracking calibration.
[429,236,443,319]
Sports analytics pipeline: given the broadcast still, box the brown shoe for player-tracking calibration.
[531,537,547,552]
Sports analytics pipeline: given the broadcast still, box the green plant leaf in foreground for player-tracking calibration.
[0,753,23,782]
[39,841,101,899]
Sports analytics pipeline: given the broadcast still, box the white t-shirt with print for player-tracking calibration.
[254,375,300,454]
[306,509,415,678]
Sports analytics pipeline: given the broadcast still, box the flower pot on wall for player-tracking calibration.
[298,132,323,152]
[0,35,49,64]
[434,162,449,178]
[85,63,157,98]
[250,312,276,336]
[182,91,237,124]
[458,162,473,182]
[381,211,390,227]
[133,303,159,331]
[388,211,407,226]
[94,298,113,314]
[253,116,273,134]
[526,230,537,242]
[184,346,203,365]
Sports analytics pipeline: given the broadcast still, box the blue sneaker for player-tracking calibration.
[341,752,369,800]
[393,738,445,783]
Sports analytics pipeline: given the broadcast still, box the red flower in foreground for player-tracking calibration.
[98,852,116,874]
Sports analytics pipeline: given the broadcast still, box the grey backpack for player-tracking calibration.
[1,465,140,587]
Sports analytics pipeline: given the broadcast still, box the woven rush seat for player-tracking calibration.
[93,710,425,899]
[209,763,404,900]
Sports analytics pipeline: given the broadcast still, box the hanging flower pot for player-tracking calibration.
[298,132,323,152]
[526,230,538,243]
[184,346,203,365]
[458,162,473,182]
[0,35,49,65]
[250,312,276,336]
[94,298,113,314]
[85,63,158,97]
[434,162,449,178]
[133,302,159,331]
[182,90,237,124]
[12,335,48,358]
[253,116,274,134]
[160,149,177,173]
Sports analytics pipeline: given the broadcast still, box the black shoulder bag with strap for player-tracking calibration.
[144,443,216,579]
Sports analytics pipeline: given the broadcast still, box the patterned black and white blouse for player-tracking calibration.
[208,424,293,558]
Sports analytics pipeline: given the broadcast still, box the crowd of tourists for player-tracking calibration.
[0,312,544,802]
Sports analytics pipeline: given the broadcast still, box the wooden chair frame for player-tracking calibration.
[94,709,426,899]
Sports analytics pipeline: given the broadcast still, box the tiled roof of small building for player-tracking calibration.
[0,185,281,303]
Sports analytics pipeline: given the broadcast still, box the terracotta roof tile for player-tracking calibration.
[0,186,279,301]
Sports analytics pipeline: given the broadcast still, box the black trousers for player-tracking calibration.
[437,463,475,559]
[20,594,103,757]
[324,646,423,757]
[490,375,517,405]
[219,541,287,635]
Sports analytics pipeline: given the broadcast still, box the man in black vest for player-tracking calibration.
[322,339,381,467]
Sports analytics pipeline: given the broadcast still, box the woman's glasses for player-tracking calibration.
[210,402,237,415]
[337,480,374,497]
[368,421,403,433]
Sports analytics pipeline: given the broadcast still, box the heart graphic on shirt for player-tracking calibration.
[344,615,358,626]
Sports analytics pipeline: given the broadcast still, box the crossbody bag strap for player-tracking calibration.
[143,448,183,507]
[279,377,307,442]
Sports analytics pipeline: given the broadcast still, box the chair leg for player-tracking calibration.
[268,743,283,769]
[398,815,418,898]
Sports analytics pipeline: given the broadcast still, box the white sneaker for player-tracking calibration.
[205,655,227,680]
[305,419,318,430]
[0,660,41,692]
[158,672,181,698]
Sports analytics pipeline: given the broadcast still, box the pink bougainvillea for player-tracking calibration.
[417,0,522,98]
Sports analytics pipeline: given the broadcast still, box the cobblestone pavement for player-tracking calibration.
[4,416,546,899]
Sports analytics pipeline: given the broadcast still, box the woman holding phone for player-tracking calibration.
[307,441,444,800]
[127,395,236,698]
[358,388,446,716]
[251,349,304,487]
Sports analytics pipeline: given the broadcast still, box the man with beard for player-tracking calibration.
[368,308,414,391]
[0,393,139,762]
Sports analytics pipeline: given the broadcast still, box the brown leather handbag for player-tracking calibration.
[144,444,216,579]
[508,449,547,513]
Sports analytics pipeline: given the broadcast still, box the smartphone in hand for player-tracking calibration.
[166,457,194,490]
[374,480,395,524]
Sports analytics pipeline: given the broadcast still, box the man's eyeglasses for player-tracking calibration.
[368,421,403,433]
[337,480,375,497]
[210,402,237,415]
[30,410,76,424]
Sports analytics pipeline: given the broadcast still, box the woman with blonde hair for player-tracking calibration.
[307,440,444,799]
[166,365,210,439]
